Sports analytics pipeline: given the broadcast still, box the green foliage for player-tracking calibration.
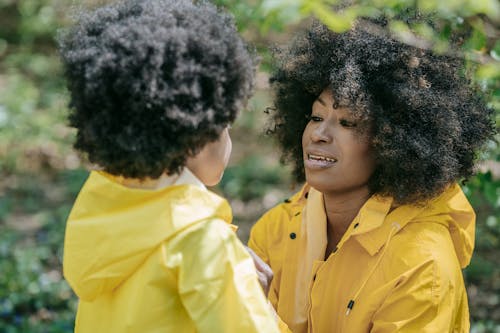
[219,155,290,201]
[0,0,72,176]
[0,226,75,332]
[0,169,87,331]
[0,0,498,331]
[463,172,500,251]
[259,0,500,114]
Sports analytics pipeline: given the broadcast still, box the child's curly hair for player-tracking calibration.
[269,21,496,204]
[58,0,255,179]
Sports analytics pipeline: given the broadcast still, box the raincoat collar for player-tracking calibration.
[352,196,419,256]
[104,167,206,191]
[299,183,475,267]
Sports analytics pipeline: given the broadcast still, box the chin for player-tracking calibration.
[305,171,325,186]
[305,174,340,194]
[203,173,224,187]
[307,182,329,194]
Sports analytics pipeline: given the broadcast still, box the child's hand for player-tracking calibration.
[245,246,273,297]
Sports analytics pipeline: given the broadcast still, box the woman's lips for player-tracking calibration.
[304,153,337,169]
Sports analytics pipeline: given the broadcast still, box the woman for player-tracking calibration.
[248,20,495,332]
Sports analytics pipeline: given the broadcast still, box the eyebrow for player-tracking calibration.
[317,97,327,107]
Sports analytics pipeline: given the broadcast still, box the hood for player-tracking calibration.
[345,183,476,316]
[63,171,231,301]
[352,183,475,269]
[411,183,476,268]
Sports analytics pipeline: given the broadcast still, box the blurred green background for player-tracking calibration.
[0,0,499,332]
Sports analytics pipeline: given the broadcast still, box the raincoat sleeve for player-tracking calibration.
[248,215,270,263]
[249,207,282,305]
[166,218,280,333]
[249,209,293,333]
[370,258,468,332]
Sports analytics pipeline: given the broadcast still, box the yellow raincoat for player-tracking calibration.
[64,170,279,333]
[249,183,475,333]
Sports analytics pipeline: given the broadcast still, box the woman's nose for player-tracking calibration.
[311,123,332,143]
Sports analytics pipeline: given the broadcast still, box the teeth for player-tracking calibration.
[308,154,337,162]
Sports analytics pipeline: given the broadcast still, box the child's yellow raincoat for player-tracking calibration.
[64,170,279,333]
[249,183,474,333]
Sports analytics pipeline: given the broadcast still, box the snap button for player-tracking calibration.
[290,232,297,240]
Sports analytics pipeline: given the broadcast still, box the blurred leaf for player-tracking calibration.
[465,255,495,283]
[477,63,500,80]
[219,155,288,201]
[464,0,500,21]
[468,28,487,52]
[491,41,500,61]
[486,215,498,229]
[483,181,500,207]
[303,1,353,32]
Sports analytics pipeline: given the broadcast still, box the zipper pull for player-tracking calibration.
[345,300,355,316]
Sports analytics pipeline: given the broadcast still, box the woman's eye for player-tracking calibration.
[339,119,357,128]
[310,115,322,122]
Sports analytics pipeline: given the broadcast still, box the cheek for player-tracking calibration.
[342,135,374,166]
[302,125,310,150]
[355,145,376,176]
[223,138,232,165]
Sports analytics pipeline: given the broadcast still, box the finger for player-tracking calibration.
[256,271,270,296]
[246,247,273,275]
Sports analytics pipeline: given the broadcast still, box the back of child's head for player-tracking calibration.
[58,0,255,179]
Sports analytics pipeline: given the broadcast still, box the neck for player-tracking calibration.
[117,172,178,190]
[323,186,371,244]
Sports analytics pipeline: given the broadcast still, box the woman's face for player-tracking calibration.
[302,89,376,195]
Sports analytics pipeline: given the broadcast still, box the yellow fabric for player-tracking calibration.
[249,183,475,333]
[64,171,279,333]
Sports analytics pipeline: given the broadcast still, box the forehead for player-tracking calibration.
[313,89,352,116]
[317,89,333,104]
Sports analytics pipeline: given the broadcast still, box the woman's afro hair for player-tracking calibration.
[269,21,496,204]
[58,0,256,179]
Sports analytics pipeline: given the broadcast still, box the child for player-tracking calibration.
[59,0,279,332]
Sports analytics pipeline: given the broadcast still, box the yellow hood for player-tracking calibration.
[63,171,231,301]
[352,183,476,268]
[411,183,476,268]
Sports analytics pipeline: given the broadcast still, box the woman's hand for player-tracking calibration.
[245,246,273,297]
